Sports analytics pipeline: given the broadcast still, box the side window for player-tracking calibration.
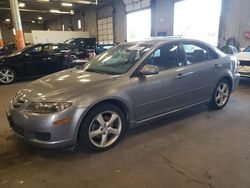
[43,45,51,54]
[52,45,60,53]
[153,49,160,57]
[30,46,43,55]
[183,43,218,65]
[145,43,182,71]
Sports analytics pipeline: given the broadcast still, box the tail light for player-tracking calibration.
[230,55,239,73]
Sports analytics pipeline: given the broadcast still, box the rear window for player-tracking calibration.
[183,43,218,65]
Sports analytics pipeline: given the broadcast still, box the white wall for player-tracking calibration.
[24,33,33,43]
[31,30,89,44]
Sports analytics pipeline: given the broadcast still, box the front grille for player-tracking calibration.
[240,61,250,66]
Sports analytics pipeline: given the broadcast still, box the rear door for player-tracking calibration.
[180,42,221,104]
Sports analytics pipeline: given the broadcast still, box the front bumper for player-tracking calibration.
[6,106,86,148]
[238,66,250,78]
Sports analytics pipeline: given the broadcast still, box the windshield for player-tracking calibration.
[243,45,250,52]
[83,43,152,75]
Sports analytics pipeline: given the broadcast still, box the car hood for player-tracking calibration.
[235,52,250,61]
[20,68,118,102]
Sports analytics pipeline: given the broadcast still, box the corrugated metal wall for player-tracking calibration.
[219,0,250,48]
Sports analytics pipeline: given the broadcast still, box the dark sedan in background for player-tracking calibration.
[0,43,81,84]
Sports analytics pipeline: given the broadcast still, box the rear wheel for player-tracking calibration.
[78,103,126,152]
[208,79,230,110]
[0,67,16,84]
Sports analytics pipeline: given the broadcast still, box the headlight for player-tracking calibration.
[25,102,72,114]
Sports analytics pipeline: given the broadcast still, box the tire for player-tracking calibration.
[0,67,16,85]
[208,79,231,110]
[78,103,127,152]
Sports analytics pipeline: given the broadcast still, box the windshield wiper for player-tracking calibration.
[85,68,106,74]
[86,68,119,75]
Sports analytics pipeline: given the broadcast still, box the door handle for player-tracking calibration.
[184,72,194,76]
[213,64,222,69]
[175,72,194,79]
[176,73,186,79]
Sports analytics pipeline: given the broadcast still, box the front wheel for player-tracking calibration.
[208,79,231,110]
[78,104,126,152]
[0,67,16,84]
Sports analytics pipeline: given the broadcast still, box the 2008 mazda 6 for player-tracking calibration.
[6,38,240,151]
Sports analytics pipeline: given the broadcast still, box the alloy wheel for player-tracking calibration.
[0,68,15,84]
[215,82,229,107]
[88,111,122,148]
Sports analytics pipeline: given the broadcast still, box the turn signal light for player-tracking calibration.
[53,118,72,125]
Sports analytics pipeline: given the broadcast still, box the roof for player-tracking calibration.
[130,36,182,45]
[121,36,217,49]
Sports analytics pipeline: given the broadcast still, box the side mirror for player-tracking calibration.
[139,64,159,76]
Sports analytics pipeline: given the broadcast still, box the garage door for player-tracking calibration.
[123,0,150,12]
[97,6,114,44]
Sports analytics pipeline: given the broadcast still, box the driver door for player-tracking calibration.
[131,42,192,122]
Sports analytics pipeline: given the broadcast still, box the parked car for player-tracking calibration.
[64,37,115,55]
[65,37,96,50]
[0,43,74,84]
[0,43,16,56]
[51,43,94,63]
[6,37,240,151]
[235,44,250,77]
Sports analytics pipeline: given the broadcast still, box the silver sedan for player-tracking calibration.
[6,38,240,152]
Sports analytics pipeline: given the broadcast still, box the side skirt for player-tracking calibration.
[129,99,210,128]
